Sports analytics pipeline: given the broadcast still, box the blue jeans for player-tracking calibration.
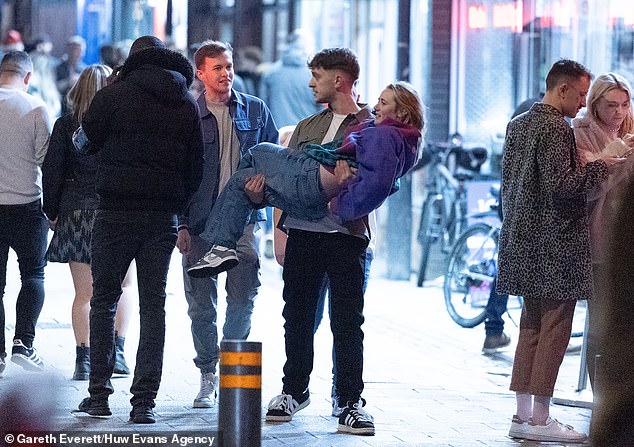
[199,143,328,248]
[182,224,261,374]
[88,210,177,407]
[484,276,508,336]
[281,229,367,405]
[0,200,48,356]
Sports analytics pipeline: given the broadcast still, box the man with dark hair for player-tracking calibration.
[73,36,203,424]
[177,40,277,408]
[498,59,623,442]
[0,51,51,375]
[264,47,375,436]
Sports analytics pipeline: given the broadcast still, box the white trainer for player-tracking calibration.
[193,371,219,408]
[521,417,587,443]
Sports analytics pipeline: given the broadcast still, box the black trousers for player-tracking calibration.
[281,229,367,405]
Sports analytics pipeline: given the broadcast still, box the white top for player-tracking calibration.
[0,87,51,204]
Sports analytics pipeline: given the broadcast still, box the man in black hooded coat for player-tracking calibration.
[74,40,203,424]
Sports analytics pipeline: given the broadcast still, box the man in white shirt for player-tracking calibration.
[0,50,51,376]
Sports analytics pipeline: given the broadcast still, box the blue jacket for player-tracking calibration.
[183,89,279,234]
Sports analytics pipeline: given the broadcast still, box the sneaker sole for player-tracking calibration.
[187,259,239,277]
[71,409,112,418]
[337,423,375,436]
[265,397,310,422]
[482,346,510,354]
[515,433,587,443]
[11,354,44,371]
[193,399,216,408]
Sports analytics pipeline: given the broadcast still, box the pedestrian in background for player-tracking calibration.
[56,35,86,115]
[42,64,134,382]
[572,72,634,388]
[497,59,623,443]
[0,50,51,375]
[259,30,321,128]
[73,36,203,424]
[175,40,278,409]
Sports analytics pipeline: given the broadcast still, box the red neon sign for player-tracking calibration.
[493,2,523,32]
[468,5,488,29]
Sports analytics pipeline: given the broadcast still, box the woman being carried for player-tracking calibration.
[187,81,425,277]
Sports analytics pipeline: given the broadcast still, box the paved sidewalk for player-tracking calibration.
[0,250,592,446]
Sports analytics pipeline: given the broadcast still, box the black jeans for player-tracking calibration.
[281,229,367,405]
[0,200,48,356]
[88,210,177,407]
[484,276,509,336]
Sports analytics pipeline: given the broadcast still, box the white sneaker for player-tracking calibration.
[521,417,587,443]
[265,393,310,422]
[508,415,528,438]
[193,371,219,408]
[187,246,239,277]
[0,356,5,377]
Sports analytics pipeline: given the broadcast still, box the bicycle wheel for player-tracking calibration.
[416,196,442,286]
[443,223,498,328]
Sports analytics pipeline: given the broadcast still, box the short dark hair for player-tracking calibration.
[545,59,593,91]
[194,40,233,69]
[308,48,360,82]
[0,50,32,76]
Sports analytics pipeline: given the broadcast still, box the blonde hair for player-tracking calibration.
[67,64,112,123]
[587,73,634,137]
[385,81,426,133]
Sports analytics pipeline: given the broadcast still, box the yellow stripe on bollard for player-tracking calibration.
[220,374,261,389]
[220,351,262,366]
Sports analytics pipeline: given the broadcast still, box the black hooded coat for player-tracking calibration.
[82,47,203,214]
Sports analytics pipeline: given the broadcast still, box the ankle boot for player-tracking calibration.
[114,334,131,375]
[73,345,90,380]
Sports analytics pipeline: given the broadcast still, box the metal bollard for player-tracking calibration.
[219,340,262,447]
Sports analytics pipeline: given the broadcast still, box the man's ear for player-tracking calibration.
[23,72,31,88]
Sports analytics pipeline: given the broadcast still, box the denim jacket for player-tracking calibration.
[181,89,279,234]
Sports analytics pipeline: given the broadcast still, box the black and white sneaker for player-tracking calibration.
[265,393,310,422]
[187,245,239,277]
[11,339,45,371]
[332,396,366,417]
[0,355,5,377]
[338,401,375,436]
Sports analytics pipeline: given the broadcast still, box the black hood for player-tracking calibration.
[121,47,194,86]
[119,47,195,105]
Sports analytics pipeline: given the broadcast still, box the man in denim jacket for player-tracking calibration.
[176,40,278,408]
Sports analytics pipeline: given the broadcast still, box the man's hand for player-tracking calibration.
[245,174,265,206]
[47,218,57,231]
[334,160,356,186]
[176,227,191,254]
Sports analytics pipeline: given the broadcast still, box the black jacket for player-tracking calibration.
[42,113,100,220]
[82,47,203,214]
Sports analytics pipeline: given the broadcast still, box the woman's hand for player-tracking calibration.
[176,227,191,254]
[334,160,356,186]
[245,174,265,206]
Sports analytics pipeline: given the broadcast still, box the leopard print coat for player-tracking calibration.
[497,103,609,300]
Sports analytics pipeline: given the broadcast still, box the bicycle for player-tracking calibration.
[443,187,522,328]
[415,134,487,286]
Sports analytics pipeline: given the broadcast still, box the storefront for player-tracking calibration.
[452,0,634,167]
